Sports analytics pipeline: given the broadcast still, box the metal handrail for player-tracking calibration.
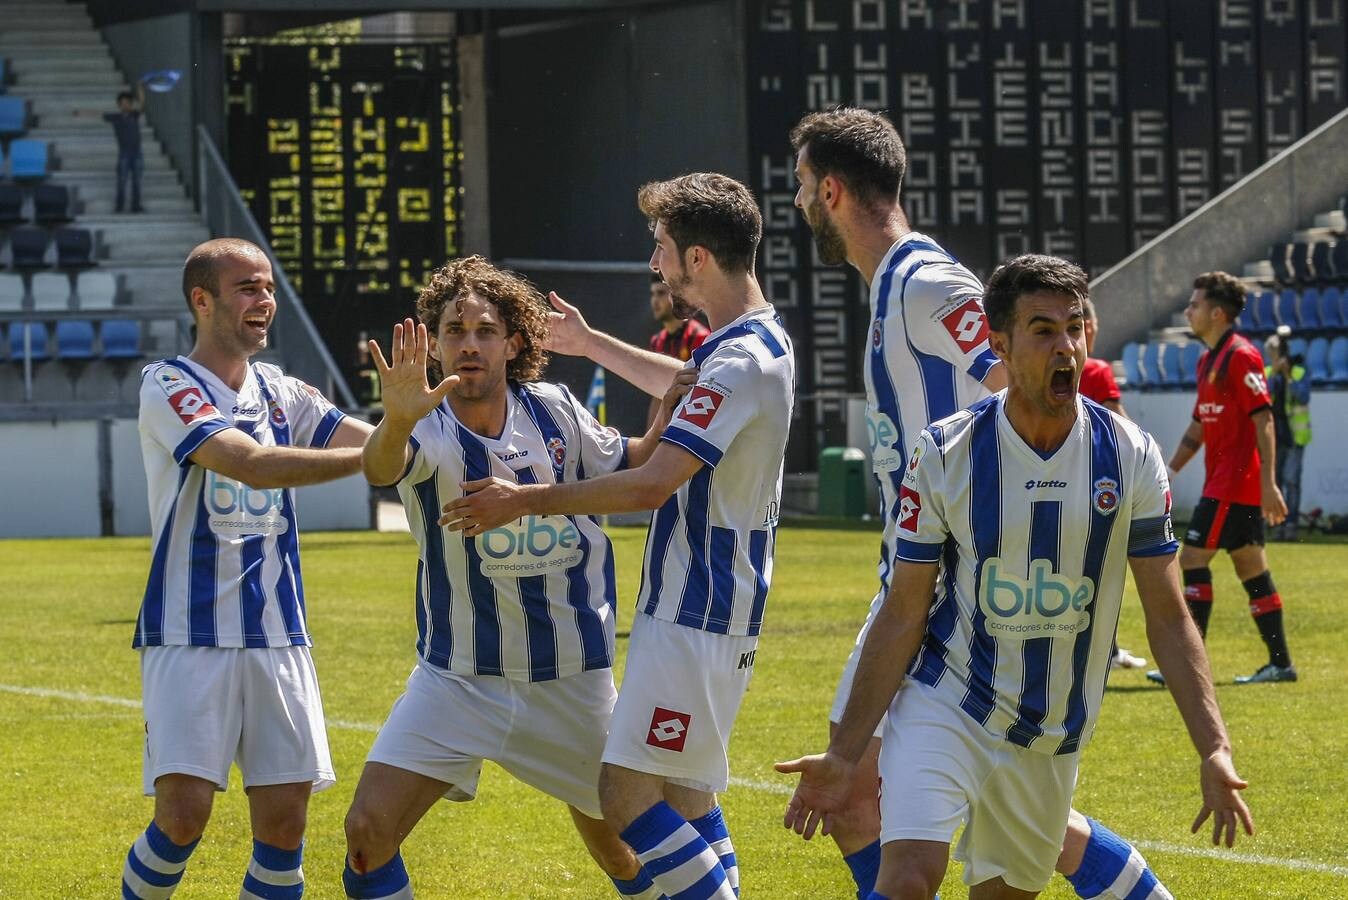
[195,125,356,408]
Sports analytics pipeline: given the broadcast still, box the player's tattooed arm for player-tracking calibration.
[1168,420,1204,474]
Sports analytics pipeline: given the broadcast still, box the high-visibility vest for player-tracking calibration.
[1266,363,1312,446]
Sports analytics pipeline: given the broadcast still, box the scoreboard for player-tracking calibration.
[225,41,461,376]
[747,0,1348,435]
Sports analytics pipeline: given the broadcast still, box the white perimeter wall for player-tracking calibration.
[0,419,370,539]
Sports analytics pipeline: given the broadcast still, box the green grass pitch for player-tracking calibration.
[1,525,1345,897]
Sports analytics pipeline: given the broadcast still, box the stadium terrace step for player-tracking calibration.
[0,32,104,48]
[5,53,117,71]
[42,170,183,190]
[94,224,212,259]
[44,149,175,172]
[78,196,195,217]
[13,85,136,100]
[6,69,123,88]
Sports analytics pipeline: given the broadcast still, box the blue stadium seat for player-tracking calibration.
[1158,342,1182,388]
[1140,341,1162,389]
[1180,341,1202,386]
[0,182,24,224]
[1288,336,1307,360]
[1121,342,1142,388]
[0,57,9,94]
[1235,295,1255,333]
[1300,289,1323,331]
[1312,241,1335,283]
[54,227,94,268]
[55,320,95,360]
[1306,337,1331,385]
[1274,289,1298,330]
[0,96,29,138]
[1322,287,1345,330]
[32,184,73,225]
[9,322,49,362]
[8,139,49,181]
[1329,336,1348,385]
[8,226,49,268]
[100,319,142,360]
[1250,291,1276,334]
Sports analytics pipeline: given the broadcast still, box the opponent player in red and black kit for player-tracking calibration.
[1150,271,1296,685]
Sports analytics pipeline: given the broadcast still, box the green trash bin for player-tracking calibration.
[817,446,868,518]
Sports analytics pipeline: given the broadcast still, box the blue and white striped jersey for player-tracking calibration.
[640,307,795,637]
[897,393,1178,755]
[135,358,347,649]
[866,234,1001,595]
[398,381,627,682]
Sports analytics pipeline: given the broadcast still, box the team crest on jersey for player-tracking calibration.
[939,298,990,353]
[646,707,691,752]
[898,485,922,533]
[168,387,217,425]
[678,385,724,429]
[1092,477,1119,516]
[268,400,287,427]
[871,320,884,352]
[547,436,566,468]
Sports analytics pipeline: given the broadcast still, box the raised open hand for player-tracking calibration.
[369,318,459,426]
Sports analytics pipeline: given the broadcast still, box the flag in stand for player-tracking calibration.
[585,365,606,425]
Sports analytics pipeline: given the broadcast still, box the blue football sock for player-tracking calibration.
[1066,818,1172,900]
[612,867,663,898]
[689,807,739,896]
[121,820,199,899]
[241,839,304,899]
[621,802,734,899]
[342,852,413,899]
[844,840,882,899]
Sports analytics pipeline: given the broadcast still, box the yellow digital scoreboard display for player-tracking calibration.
[226,41,461,374]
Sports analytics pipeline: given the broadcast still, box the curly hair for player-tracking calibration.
[416,256,550,382]
[1193,270,1247,322]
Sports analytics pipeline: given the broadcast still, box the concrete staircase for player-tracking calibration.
[1,0,207,315]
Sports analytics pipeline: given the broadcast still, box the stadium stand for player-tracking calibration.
[8,227,50,267]
[0,95,29,138]
[0,182,24,223]
[1330,336,1348,385]
[54,227,95,268]
[32,184,75,224]
[75,270,117,309]
[30,272,70,310]
[0,272,23,310]
[1306,337,1330,385]
[8,139,50,181]
[9,321,48,361]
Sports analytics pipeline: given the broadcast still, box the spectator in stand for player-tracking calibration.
[108,84,146,213]
[644,274,709,426]
[1080,298,1145,669]
[1264,326,1311,541]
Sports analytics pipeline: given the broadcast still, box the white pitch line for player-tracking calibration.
[5,683,1345,880]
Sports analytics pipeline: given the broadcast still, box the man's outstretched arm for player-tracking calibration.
[545,291,683,397]
[440,441,702,532]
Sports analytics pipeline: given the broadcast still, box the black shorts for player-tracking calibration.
[1183,497,1264,551]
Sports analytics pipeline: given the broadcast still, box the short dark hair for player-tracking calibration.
[117,91,134,104]
[983,254,1090,333]
[1193,271,1247,321]
[789,107,907,208]
[637,173,762,274]
[416,255,550,382]
[182,238,268,317]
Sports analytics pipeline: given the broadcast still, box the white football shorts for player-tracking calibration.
[366,662,616,820]
[830,587,887,738]
[603,612,757,794]
[140,644,334,796]
[877,680,1077,892]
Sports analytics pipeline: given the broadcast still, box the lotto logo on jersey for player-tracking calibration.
[168,388,218,425]
[678,386,724,429]
[897,485,922,533]
[978,558,1096,640]
[940,299,989,352]
[646,707,691,752]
